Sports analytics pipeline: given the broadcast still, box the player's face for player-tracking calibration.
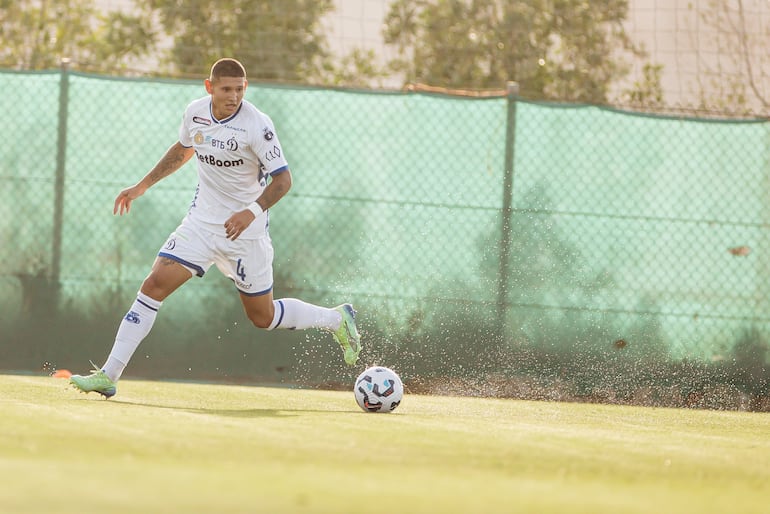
[206,76,247,120]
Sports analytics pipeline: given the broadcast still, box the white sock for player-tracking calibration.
[101,292,162,382]
[268,298,341,331]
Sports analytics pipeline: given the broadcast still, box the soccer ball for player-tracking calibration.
[354,366,403,413]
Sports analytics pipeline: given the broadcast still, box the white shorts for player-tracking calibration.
[157,216,274,296]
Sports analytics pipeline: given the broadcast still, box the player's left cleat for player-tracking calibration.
[331,304,362,366]
[69,361,117,398]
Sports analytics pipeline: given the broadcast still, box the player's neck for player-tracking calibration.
[211,103,241,122]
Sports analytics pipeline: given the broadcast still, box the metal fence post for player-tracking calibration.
[497,81,519,336]
[51,58,70,304]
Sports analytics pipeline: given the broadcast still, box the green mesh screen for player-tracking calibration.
[1,70,768,404]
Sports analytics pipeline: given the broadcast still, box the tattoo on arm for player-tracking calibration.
[148,144,191,185]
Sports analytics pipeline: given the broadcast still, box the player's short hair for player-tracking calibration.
[210,58,246,82]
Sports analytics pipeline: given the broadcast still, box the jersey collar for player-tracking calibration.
[209,100,243,124]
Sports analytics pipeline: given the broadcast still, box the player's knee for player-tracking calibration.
[140,275,166,300]
[247,311,273,330]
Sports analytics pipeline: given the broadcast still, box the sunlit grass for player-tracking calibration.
[1,374,768,514]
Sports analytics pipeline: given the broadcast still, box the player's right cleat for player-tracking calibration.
[69,361,117,398]
[332,304,361,366]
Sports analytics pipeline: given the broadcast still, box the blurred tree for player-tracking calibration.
[139,0,335,82]
[383,0,658,104]
[0,0,155,72]
[322,48,390,89]
[622,63,664,110]
[695,0,769,116]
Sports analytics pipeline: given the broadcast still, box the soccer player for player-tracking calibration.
[70,58,361,398]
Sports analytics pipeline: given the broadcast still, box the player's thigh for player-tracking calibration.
[239,289,275,328]
[140,256,194,300]
[144,219,218,300]
[215,236,275,326]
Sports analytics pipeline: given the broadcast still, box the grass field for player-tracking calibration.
[1,374,768,514]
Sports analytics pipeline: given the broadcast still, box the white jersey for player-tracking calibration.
[178,96,289,239]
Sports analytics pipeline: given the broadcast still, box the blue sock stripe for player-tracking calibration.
[275,300,285,329]
[136,298,159,312]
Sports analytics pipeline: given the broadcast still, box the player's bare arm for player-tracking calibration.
[114,142,195,215]
[224,169,293,240]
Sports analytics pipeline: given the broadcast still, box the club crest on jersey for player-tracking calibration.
[227,137,238,151]
[194,131,204,145]
[263,128,274,141]
[193,116,211,126]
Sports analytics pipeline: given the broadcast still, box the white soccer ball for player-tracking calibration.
[353,366,404,413]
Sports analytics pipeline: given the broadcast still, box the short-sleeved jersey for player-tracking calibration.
[178,96,289,238]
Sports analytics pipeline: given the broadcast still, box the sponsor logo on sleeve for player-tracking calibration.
[265,145,282,161]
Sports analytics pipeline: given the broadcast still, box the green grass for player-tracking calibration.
[1,374,768,514]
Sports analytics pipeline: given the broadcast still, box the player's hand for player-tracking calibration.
[224,209,256,240]
[114,184,147,215]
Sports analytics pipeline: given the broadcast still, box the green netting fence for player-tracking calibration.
[1,69,768,408]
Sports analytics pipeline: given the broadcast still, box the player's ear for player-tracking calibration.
[243,78,248,90]
[204,78,213,94]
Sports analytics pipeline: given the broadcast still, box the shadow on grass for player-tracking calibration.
[106,398,358,417]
